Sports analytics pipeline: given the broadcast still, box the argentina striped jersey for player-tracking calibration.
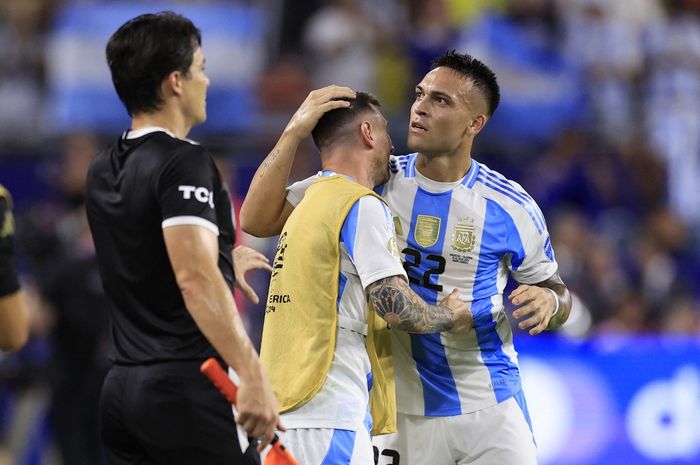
[288,156,557,416]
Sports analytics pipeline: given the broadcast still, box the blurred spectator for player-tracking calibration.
[562,0,644,146]
[660,296,700,334]
[595,292,650,333]
[548,210,631,326]
[404,0,459,82]
[445,0,507,26]
[456,0,588,152]
[257,57,313,130]
[302,0,380,92]
[0,0,49,146]
[642,0,700,226]
[18,132,109,465]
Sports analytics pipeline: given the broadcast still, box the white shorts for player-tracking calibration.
[373,392,537,465]
[273,426,373,465]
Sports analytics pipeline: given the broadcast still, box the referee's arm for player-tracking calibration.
[163,224,282,448]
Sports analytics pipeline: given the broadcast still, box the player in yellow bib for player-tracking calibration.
[256,90,472,465]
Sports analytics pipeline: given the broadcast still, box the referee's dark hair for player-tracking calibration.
[312,92,381,152]
[106,12,202,117]
[431,50,500,116]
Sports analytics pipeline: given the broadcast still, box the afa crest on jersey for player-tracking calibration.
[452,217,476,253]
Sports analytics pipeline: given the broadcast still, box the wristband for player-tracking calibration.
[546,288,560,318]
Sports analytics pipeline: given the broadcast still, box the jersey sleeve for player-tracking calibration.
[503,202,558,284]
[286,174,320,207]
[0,186,20,297]
[156,145,220,236]
[340,196,407,289]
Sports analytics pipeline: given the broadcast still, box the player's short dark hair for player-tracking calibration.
[106,12,202,116]
[311,92,381,151]
[431,50,500,116]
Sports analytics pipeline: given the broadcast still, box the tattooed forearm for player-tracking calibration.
[367,276,454,333]
[536,272,572,330]
[257,149,280,178]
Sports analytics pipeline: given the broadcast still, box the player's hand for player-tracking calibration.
[509,285,557,335]
[440,289,473,334]
[236,367,285,451]
[283,85,356,140]
[233,245,273,304]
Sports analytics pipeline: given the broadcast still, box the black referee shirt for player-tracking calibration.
[86,129,235,364]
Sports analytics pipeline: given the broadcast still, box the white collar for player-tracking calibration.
[414,166,465,193]
[124,126,176,140]
[123,126,199,145]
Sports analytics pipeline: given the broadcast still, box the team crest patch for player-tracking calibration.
[387,236,400,258]
[452,217,476,253]
[393,216,404,237]
[414,215,441,248]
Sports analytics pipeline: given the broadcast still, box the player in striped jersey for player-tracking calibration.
[241,51,572,465]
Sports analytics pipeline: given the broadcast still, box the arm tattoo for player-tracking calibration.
[257,149,280,178]
[367,276,454,333]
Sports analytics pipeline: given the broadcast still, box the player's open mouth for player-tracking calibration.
[410,122,427,132]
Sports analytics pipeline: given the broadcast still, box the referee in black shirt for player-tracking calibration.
[86,12,280,464]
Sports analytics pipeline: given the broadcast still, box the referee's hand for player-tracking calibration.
[236,368,285,451]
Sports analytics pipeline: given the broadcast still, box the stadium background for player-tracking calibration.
[0,0,699,464]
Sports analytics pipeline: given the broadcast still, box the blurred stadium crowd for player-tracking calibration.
[0,0,699,463]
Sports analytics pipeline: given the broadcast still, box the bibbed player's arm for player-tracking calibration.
[367,276,473,334]
[240,86,355,237]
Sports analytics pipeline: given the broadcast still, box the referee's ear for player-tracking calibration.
[163,70,184,98]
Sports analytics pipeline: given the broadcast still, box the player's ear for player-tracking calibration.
[468,114,487,135]
[359,121,374,148]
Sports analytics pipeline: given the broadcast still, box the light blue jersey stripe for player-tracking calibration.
[337,273,348,309]
[338,200,353,308]
[461,159,481,187]
[480,164,541,208]
[514,389,535,438]
[503,207,527,271]
[476,171,545,233]
[405,154,417,178]
[320,429,356,465]
[364,372,373,432]
[406,188,461,415]
[481,169,545,229]
[473,199,521,402]
[390,154,411,174]
[472,199,502,299]
[340,201,360,261]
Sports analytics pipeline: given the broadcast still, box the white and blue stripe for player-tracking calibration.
[476,165,546,234]
[380,154,557,416]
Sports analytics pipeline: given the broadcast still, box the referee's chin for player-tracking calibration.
[194,111,207,126]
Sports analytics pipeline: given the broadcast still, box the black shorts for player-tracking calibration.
[99,360,259,465]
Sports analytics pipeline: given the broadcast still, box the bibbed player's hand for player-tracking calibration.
[283,85,356,140]
[233,245,273,304]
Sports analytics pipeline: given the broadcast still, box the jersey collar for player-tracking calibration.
[123,126,176,140]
